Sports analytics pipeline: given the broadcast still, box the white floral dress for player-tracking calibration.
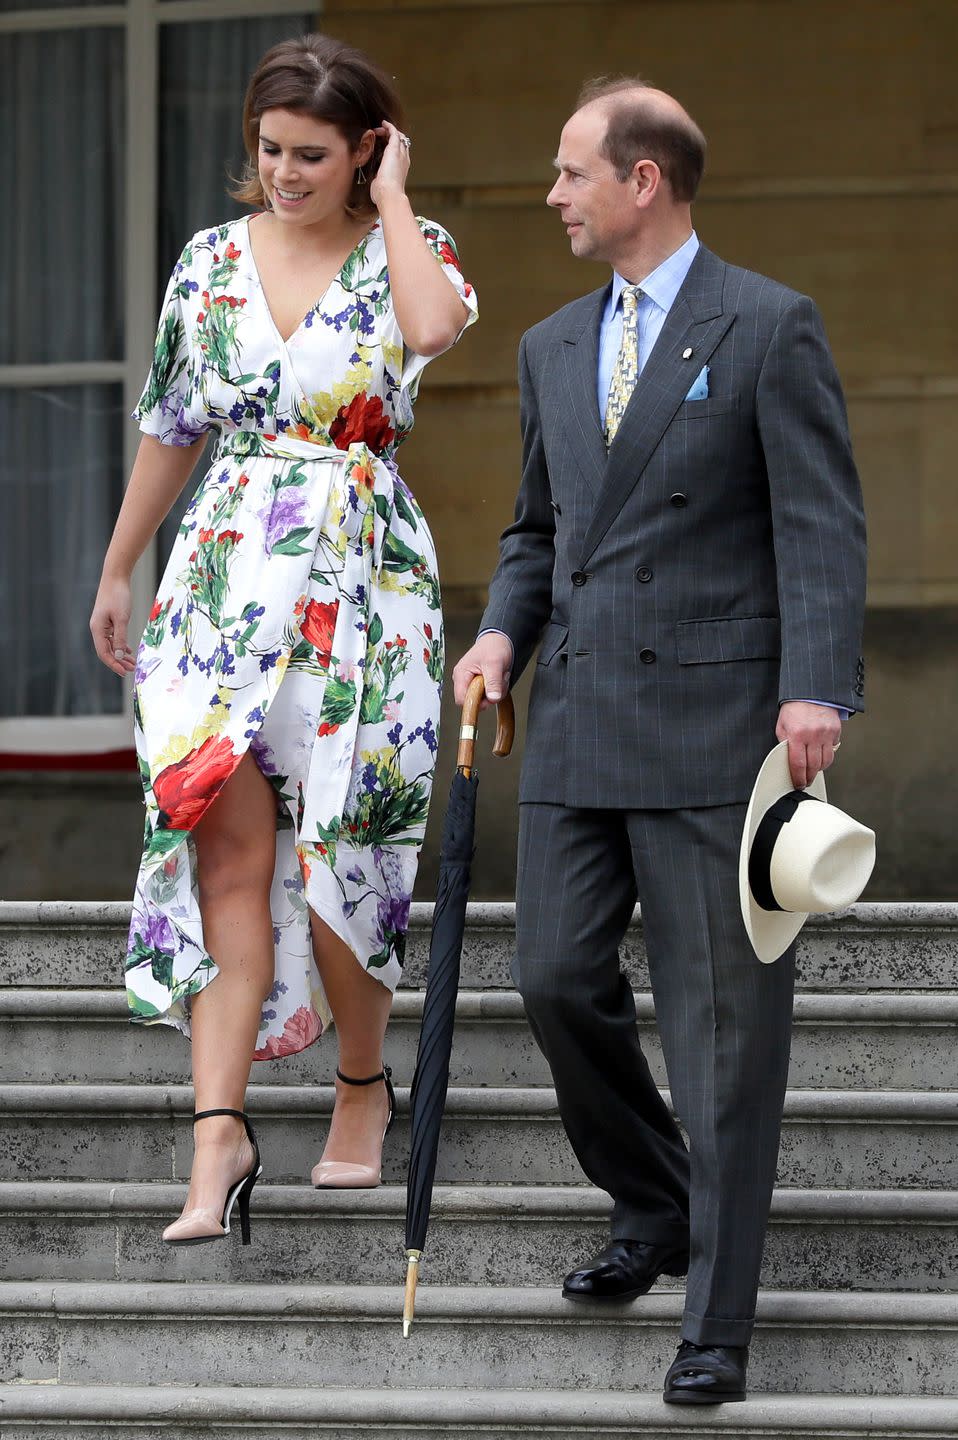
[125,214,477,1060]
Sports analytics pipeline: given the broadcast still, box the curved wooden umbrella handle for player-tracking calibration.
[457,674,516,774]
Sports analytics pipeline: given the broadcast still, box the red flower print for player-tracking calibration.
[437,241,462,272]
[252,1003,323,1060]
[318,722,339,738]
[424,623,433,640]
[301,599,339,669]
[153,734,238,831]
[329,392,395,453]
[225,241,240,261]
[148,599,164,622]
[196,312,205,324]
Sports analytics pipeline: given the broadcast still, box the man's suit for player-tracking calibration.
[480,244,866,1345]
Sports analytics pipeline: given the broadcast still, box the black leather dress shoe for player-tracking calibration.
[562,1238,689,1302]
[663,1341,748,1404]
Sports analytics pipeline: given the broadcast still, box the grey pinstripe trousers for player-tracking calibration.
[514,802,796,1347]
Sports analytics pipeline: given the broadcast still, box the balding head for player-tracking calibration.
[576,76,706,202]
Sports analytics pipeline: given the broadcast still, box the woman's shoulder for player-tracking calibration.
[174,217,250,270]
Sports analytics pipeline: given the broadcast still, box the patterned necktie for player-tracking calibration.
[604,284,643,446]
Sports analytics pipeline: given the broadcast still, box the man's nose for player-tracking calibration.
[546,180,563,208]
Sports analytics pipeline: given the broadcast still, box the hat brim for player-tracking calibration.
[739,741,827,964]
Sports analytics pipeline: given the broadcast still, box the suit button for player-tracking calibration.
[571,571,588,587]
[639,648,656,664]
[670,492,688,508]
[636,566,653,583]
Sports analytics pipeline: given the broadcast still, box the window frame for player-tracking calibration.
[0,0,315,756]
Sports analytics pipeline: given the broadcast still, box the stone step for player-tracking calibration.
[2,1283,956,1395]
[1,1386,956,1440]
[0,1084,955,1189]
[3,989,956,1091]
[3,901,958,992]
[0,1182,955,1292]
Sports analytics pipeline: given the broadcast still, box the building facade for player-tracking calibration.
[2,0,956,899]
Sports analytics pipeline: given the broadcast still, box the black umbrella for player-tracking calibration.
[403,673,515,1335]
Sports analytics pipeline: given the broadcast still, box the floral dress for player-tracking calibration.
[125,214,477,1059]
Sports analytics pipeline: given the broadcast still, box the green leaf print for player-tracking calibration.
[383,532,422,574]
[367,613,384,647]
[374,492,391,524]
[360,685,386,725]
[320,676,358,729]
[140,310,187,416]
[392,487,419,532]
[146,827,186,860]
[271,527,315,557]
[150,952,175,992]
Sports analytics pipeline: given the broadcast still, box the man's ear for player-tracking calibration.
[632,159,662,208]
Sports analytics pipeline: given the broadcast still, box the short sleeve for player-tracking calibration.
[399,217,479,394]
[133,240,211,447]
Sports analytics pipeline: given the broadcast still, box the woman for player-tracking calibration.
[90,33,476,1245]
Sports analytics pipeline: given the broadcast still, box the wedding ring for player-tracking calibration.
[833,741,842,751]
[400,134,412,150]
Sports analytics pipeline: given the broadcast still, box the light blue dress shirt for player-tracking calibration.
[483,230,848,720]
[597,230,700,417]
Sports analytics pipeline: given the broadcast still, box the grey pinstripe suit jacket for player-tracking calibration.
[480,245,867,809]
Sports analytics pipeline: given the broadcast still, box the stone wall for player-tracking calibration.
[2,0,956,903]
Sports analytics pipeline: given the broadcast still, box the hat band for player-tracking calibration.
[749,791,821,912]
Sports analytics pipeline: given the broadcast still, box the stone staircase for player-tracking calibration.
[0,900,956,1437]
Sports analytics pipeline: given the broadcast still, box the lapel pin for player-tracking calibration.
[682,347,694,360]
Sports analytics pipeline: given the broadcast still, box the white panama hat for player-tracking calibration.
[739,741,876,964]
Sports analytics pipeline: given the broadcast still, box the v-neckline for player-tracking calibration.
[244,214,381,347]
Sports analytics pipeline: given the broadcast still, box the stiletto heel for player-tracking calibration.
[163,1108,262,1247]
[312,1065,395,1190]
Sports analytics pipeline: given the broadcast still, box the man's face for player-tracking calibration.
[547,105,637,262]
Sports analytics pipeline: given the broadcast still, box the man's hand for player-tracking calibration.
[776,701,843,789]
[453,633,514,709]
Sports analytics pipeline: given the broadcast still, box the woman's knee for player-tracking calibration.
[195,827,275,903]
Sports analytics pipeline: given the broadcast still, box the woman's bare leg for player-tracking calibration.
[310,912,394,1171]
[165,751,277,1236]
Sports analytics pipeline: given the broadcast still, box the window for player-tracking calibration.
[0,0,312,758]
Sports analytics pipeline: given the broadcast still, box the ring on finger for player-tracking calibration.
[832,740,841,751]
[399,134,412,150]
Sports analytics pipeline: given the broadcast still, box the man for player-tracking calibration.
[453,78,866,1403]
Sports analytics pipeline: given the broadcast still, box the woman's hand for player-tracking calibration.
[369,120,411,209]
[90,572,137,677]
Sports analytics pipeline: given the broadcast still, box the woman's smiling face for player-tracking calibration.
[256,108,373,225]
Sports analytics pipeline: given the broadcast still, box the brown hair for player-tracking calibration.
[577,76,706,203]
[231,33,404,216]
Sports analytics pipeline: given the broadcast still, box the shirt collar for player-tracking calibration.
[610,231,700,315]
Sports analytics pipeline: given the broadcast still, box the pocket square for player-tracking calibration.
[685,364,709,402]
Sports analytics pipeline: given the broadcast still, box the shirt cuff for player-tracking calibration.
[477,628,515,665]
[786,699,852,722]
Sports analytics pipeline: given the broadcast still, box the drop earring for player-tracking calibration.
[355,164,367,185]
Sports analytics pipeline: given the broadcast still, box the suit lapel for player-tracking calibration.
[577,247,734,567]
[556,286,608,491]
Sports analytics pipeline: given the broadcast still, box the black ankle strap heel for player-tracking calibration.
[186,1108,262,1246]
[335,1066,396,1138]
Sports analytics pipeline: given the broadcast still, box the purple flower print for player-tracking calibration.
[345,864,365,886]
[377,888,411,941]
[137,910,175,957]
[260,491,308,555]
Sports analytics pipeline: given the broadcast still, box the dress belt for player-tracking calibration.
[214,429,396,572]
